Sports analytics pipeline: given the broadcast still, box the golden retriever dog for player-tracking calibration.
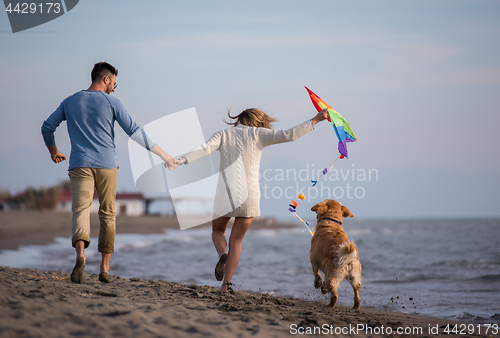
[310,199,361,309]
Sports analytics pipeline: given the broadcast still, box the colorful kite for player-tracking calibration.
[287,88,358,231]
[305,87,357,159]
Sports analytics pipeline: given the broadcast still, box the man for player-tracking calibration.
[41,62,176,284]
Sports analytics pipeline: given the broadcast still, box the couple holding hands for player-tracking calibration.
[42,62,328,293]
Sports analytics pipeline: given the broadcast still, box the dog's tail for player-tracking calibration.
[337,241,358,267]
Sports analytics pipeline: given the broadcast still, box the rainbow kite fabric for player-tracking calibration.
[305,87,357,158]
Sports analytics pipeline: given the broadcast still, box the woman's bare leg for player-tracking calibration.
[221,217,252,293]
[212,216,230,257]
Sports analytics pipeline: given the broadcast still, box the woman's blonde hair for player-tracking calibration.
[223,107,276,129]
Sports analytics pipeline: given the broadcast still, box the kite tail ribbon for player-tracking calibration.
[294,213,314,236]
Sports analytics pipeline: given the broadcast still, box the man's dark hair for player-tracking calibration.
[91,62,118,83]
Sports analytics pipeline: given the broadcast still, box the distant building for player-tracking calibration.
[57,190,144,216]
[57,191,72,212]
[0,198,9,211]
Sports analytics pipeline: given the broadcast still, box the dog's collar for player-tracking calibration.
[322,217,342,225]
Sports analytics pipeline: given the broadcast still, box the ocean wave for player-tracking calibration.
[251,227,308,237]
[369,273,447,284]
[430,258,500,270]
[347,228,372,236]
[451,312,488,322]
[490,314,500,321]
[467,274,500,282]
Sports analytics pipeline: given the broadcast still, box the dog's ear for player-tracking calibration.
[341,205,354,218]
[311,202,326,215]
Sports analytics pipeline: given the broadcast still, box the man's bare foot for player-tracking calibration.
[99,272,110,283]
[70,257,85,284]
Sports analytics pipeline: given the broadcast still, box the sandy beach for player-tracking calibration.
[1,211,498,338]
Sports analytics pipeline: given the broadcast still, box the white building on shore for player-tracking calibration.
[57,191,145,216]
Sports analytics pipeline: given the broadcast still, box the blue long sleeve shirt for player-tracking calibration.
[41,90,155,170]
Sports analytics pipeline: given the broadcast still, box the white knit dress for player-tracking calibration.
[183,120,314,218]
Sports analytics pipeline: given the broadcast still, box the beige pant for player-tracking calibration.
[68,167,118,253]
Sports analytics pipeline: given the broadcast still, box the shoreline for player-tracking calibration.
[0,210,295,252]
[1,266,496,338]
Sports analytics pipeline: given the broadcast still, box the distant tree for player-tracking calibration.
[60,180,71,192]
[10,185,63,210]
[0,189,10,199]
[0,189,10,211]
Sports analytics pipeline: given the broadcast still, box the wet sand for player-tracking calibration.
[2,266,495,338]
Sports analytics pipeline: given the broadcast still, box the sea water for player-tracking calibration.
[1,218,499,324]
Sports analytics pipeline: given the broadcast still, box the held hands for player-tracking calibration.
[164,158,183,170]
[161,153,178,170]
[151,145,183,170]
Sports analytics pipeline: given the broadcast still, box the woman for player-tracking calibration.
[170,107,328,294]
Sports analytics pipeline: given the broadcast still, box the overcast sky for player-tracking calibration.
[1,0,499,219]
